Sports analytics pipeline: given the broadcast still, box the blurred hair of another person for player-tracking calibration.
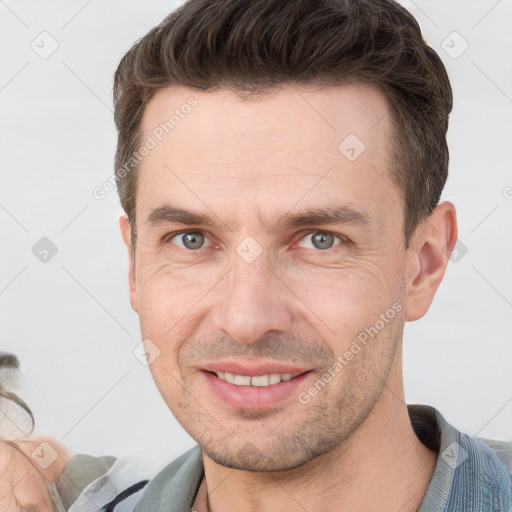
[0,351,70,512]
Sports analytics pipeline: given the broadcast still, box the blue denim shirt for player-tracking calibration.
[413,405,512,511]
[60,404,512,511]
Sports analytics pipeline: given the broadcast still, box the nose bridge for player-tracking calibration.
[213,247,293,344]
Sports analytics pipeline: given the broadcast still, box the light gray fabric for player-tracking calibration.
[44,480,67,512]
[133,445,204,512]
[55,453,117,510]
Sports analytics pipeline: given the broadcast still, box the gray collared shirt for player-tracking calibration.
[58,404,512,511]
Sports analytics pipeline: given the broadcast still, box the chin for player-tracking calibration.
[202,438,331,473]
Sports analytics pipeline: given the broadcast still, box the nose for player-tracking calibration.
[212,256,294,344]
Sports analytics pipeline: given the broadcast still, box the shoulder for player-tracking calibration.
[56,453,117,509]
[480,437,512,482]
[57,453,162,512]
[57,447,201,512]
[456,432,512,508]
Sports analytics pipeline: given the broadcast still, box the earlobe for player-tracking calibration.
[404,201,458,322]
[119,214,138,313]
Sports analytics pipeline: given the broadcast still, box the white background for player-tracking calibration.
[1,0,511,466]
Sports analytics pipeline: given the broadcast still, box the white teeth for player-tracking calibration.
[250,375,270,387]
[269,373,281,385]
[214,372,299,387]
[234,375,251,386]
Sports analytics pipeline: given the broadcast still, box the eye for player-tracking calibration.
[296,231,344,251]
[164,229,346,253]
[168,230,212,250]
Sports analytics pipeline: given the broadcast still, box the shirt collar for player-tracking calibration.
[134,404,511,512]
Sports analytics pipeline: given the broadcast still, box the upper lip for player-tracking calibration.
[200,359,312,377]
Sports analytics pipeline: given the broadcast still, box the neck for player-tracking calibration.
[195,348,437,512]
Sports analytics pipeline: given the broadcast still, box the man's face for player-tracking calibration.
[125,83,412,471]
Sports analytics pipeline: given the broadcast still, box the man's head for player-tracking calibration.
[115,0,457,472]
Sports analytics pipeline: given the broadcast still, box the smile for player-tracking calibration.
[202,369,312,411]
[214,372,300,387]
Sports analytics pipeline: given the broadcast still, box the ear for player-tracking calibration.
[404,201,458,322]
[119,214,138,313]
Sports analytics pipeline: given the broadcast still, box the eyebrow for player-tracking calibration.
[145,204,370,233]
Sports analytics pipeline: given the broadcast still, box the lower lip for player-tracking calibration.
[201,370,312,411]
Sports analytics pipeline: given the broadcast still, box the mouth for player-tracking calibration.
[200,366,313,411]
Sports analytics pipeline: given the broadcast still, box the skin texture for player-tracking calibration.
[120,83,457,512]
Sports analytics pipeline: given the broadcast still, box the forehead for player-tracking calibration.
[143,82,391,155]
[136,83,399,229]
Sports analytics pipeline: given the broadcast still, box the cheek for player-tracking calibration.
[135,254,213,320]
[284,257,404,338]
[133,257,218,373]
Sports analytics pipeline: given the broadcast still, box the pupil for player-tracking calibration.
[313,232,333,249]
[183,232,203,249]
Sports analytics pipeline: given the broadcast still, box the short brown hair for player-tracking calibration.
[113,0,452,249]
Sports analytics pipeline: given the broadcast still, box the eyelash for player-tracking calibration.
[163,229,348,252]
